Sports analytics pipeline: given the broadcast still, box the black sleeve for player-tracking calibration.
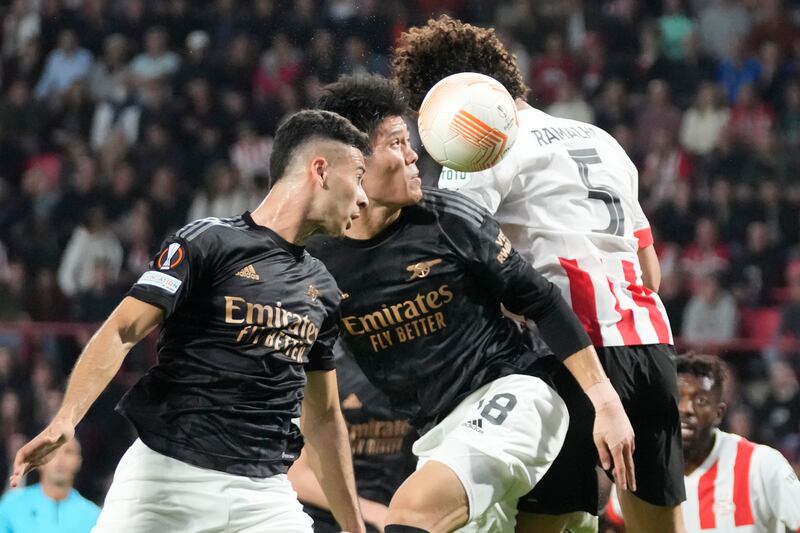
[305,306,339,372]
[126,236,203,318]
[444,211,592,361]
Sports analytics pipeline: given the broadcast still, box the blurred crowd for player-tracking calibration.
[0,0,799,504]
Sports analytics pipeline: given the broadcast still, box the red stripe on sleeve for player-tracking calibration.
[733,439,756,526]
[558,258,603,346]
[634,227,654,249]
[608,279,642,345]
[698,461,718,529]
[621,260,671,344]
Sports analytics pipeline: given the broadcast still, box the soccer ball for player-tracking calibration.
[418,72,519,173]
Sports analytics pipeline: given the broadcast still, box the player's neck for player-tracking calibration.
[684,431,717,475]
[515,98,534,112]
[346,203,402,240]
[41,480,71,501]
[250,185,318,245]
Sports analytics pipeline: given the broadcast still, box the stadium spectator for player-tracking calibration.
[57,206,123,298]
[746,0,797,59]
[631,23,672,93]
[229,121,272,185]
[640,126,691,210]
[697,0,752,60]
[1,0,40,61]
[658,0,695,61]
[253,33,303,101]
[546,80,594,123]
[187,161,250,222]
[731,221,785,306]
[593,78,636,132]
[128,26,180,88]
[34,29,92,104]
[727,83,775,147]
[682,272,739,345]
[636,79,682,152]
[530,31,576,105]
[779,80,800,148]
[652,181,697,247]
[0,438,99,533]
[0,80,40,154]
[717,40,761,105]
[682,217,730,286]
[679,81,729,155]
[757,360,800,448]
[88,34,130,103]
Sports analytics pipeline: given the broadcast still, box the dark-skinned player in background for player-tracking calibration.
[605,354,800,532]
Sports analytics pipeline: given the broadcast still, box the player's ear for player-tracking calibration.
[714,401,727,426]
[310,156,327,187]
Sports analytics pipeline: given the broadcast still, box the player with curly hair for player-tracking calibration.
[393,15,687,533]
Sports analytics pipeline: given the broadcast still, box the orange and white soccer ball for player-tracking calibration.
[418,72,519,172]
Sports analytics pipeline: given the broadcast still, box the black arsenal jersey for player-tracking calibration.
[118,213,340,477]
[303,348,414,531]
[307,188,591,428]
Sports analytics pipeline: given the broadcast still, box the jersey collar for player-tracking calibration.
[242,211,306,259]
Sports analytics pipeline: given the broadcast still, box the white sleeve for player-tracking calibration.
[436,154,518,215]
[757,446,800,529]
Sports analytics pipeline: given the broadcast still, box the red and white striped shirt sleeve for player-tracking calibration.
[758,446,800,530]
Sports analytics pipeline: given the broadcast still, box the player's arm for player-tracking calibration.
[301,370,365,533]
[633,198,660,292]
[288,450,389,531]
[637,244,660,292]
[759,447,800,529]
[452,205,635,490]
[9,296,162,487]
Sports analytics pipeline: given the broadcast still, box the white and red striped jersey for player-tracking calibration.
[438,105,672,347]
[606,430,800,532]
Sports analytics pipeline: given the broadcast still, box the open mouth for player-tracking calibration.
[680,421,695,438]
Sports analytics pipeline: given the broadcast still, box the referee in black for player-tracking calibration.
[10,110,371,533]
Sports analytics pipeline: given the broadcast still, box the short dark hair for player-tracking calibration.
[317,74,409,139]
[676,353,728,397]
[269,110,370,183]
[392,15,529,110]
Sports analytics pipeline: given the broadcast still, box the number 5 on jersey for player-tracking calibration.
[568,148,625,236]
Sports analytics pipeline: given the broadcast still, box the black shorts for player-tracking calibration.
[518,344,686,515]
[303,504,381,533]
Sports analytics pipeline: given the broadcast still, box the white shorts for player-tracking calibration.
[413,374,568,532]
[93,439,313,533]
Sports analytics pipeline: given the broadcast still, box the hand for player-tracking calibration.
[9,419,75,488]
[587,381,636,492]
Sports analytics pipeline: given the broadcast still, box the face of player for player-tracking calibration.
[678,373,726,455]
[38,438,82,488]
[364,116,422,209]
[320,145,368,236]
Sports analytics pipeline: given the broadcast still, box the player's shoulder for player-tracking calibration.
[69,489,101,514]
[719,430,792,474]
[0,484,37,508]
[417,186,489,229]
[173,215,250,245]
